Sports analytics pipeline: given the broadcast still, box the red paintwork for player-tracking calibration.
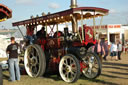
[84,25,94,43]
[79,25,96,46]
[48,55,61,72]
[48,58,58,72]
[53,56,60,63]
[72,42,83,47]
[80,61,87,72]
[38,39,46,50]
[57,38,61,48]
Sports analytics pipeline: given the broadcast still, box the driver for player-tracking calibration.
[36,27,46,50]
[26,25,34,44]
[36,26,46,39]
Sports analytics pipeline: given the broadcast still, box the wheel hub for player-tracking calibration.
[66,66,72,72]
[31,56,38,66]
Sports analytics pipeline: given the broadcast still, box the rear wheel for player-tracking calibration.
[24,44,46,77]
[0,65,3,85]
[82,52,102,79]
[59,54,80,83]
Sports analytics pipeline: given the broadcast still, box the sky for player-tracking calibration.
[0,0,128,29]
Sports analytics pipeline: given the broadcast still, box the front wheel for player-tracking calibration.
[81,52,102,79]
[0,65,3,85]
[59,54,80,83]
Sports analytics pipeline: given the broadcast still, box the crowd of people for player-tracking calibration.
[93,39,123,62]
[110,41,122,60]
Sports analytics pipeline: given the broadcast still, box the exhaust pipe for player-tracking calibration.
[70,0,78,8]
[70,0,78,33]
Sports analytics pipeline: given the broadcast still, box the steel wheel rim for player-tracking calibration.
[59,56,77,82]
[24,45,40,77]
[82,53,99,78]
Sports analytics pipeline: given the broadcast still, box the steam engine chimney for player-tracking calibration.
[70,0,78,8]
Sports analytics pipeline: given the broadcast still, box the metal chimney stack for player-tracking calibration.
[70,0,78,8]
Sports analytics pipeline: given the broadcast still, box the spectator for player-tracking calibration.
[6,37,20,82]
[117,41,122,60]
[94,39,105,62]
[124,40,128,54]
[110,42,118,60]
[110,42,114,60]
[103,39,109,61]
[113,42,118,60]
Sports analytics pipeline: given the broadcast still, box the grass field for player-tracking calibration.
[3,53,128,85]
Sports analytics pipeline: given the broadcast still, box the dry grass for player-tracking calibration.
[3,53,128,85]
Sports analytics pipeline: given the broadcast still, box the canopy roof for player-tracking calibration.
[0,4,12,22]
[12,7,109,26]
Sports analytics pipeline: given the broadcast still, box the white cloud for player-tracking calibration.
[48,3,60,9]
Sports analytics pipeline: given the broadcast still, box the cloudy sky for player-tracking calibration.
[0,0,128,29]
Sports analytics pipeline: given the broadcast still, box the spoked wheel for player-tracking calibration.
[24,44,46,77]
[81,52,102,79]
[0,65,3,85]
[59,54,80,83]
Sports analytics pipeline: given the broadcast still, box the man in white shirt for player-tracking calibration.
[110,42,118,60]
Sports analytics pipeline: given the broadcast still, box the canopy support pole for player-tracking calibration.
[99,16,103,29]
[35,25,37,33]
[45,24,47,37]
[57,24,59,38]
[93,11,96,40]
[17,26,24,38]
[81,11,84,41]
[71,14,78,33]
[49,24,55,36]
